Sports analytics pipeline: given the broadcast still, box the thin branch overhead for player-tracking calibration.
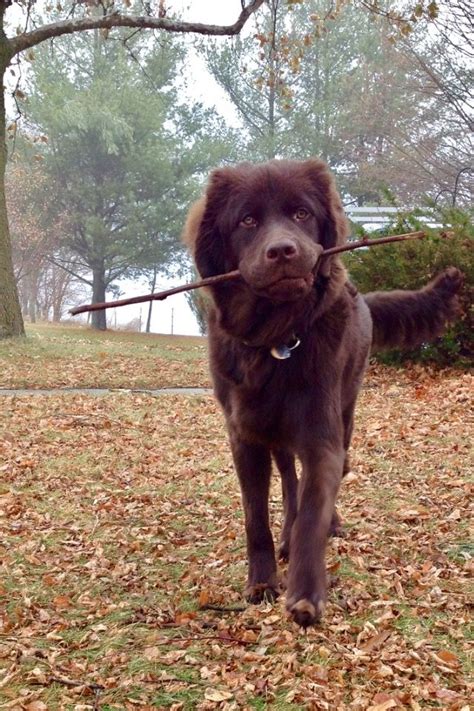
[8,0,266,57]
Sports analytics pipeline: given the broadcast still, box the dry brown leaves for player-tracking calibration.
[0,325,210,390]
[0,358,472,709]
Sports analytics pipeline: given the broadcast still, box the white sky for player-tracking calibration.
[173,1,250,23]
[72,280,203,336]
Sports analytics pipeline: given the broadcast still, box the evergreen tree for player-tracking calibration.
[23,31,214,329]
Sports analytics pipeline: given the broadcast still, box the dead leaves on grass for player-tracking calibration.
[0,365,472,708]
[0,328,210,390]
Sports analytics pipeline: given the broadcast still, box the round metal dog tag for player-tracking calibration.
[271,344,292,360]
[270,336,301,360]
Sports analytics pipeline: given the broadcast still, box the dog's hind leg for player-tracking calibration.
[275,448,344,545]
[273,448,298,562]
[328,397,357,538]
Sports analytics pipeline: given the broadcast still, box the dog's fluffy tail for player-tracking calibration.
[364,267,463,351]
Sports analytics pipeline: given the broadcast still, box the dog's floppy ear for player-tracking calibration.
[302,159,349,277]
[182,197,206,255]
[182,168,236,278]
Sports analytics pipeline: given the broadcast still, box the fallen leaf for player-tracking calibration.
[367,699,397,711]
[204,688,233,702]
[432,649,460,667]
[360,629,392,652]
[53,595,71,610]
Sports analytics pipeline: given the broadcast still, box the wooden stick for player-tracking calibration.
[321,230,426,257]
[69,230,425,316]
[70,269,240,315]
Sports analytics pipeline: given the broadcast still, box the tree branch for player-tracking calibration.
[46,256,93,287]
[70,230,430,316]
[9,1,266,56]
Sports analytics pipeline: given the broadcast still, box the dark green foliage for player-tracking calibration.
[344,207,473,365]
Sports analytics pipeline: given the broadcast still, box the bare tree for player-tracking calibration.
[395,0,473,204]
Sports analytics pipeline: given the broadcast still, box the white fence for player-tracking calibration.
[346,206,439,229]
[345,206,399,226]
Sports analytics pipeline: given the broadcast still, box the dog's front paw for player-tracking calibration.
[286,596,325,628]
[245,581,280,604]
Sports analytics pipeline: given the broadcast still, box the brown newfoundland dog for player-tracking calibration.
[183,158,462,628]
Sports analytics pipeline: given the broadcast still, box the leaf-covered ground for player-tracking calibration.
[0,329,472,709]
[0,324,210,390]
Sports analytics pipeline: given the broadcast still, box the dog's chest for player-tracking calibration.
[230,389,292,444]
[228,356,312,445]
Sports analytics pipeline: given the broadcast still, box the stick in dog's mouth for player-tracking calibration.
[69,230,427,316]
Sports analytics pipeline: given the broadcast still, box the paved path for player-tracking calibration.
[0,387,212,397]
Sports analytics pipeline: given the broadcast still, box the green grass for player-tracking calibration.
[19,321,204,353]
[0,321,209,388]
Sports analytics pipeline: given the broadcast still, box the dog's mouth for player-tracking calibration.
[256,273,315,302]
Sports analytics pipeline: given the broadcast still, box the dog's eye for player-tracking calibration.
[294,207,310,221]
[240,215,257,228]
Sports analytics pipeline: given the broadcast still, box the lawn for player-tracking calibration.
[0,323,210,390]
[0,325,472,709]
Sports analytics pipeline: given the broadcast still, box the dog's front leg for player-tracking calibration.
[229,433,279,603]
[286,444,344,627]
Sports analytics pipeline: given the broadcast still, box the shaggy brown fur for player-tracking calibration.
[183,158,463,628]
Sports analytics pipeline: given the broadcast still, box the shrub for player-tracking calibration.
[344,206,473,366]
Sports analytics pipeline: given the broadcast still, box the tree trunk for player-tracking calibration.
[21,290,28,317]
[90,266,107,330]
[145,267,158,333]
[28,281,37,323]
[27,268,41,323]
[0,47,25,337]
[52,266,69,322]
[52,284,63,321]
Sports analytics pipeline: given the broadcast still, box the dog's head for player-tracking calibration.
[183,159,349,303]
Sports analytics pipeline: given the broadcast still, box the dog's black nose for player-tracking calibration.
[265,239,298,262]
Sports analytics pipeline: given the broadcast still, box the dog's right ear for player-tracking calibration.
[182,168,236,278]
